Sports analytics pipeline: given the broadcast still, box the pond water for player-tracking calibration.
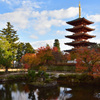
[0,81,100,100]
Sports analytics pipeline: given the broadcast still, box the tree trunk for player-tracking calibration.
[5,66,8,73]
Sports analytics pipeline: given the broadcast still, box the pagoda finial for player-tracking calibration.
[79,2,81,18]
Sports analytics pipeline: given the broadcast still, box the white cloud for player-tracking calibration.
[87,14,100,22]
[89,38,100,45]
[32,7,78,34]
[0,1,79,35]
[31,40,54,49]
[32,7,78,19]
[31,38,72,51]
[56,30,72,35]
[22,0,43,9]
[30,34,38,39]
[1,0,12,5]
[48,7,79,19]
[0,7,30,29]
[31,37,100,51]
[33,18,66,34]
[56,30,66,35]
[1,0,43,9]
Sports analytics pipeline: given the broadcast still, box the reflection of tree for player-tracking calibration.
[0,82,28,100]
[28,87,35,100]
[28,86,60,100]
[70,86,99,100]
[0,84,12,100]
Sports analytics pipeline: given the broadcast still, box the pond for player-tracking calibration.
[0,81,100,100]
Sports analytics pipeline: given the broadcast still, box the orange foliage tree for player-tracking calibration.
[21,53,40,69]
[36,46,54,65]
[76,47,100,75]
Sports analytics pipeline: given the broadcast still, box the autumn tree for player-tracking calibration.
[52,47,63,64]
[76,47,100,75]
[70,51,77,60]
[90,43,100,52]
[21,53,40,69]
[16,42,35,67]
[36,46,54,65]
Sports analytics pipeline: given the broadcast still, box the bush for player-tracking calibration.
[58,74,94,83]
[36,71,49,79]
[45,78,53,83]
[28,70,36,81]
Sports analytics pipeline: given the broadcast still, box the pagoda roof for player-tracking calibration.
[66,25,95,32]
[65,33,96,39]
[65,41,96,46]
[64,48,76,52]
[67,17,94,26]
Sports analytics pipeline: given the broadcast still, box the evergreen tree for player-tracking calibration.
[16,42,25,66]
[16,42,35,67]
[0,36,12,72]
[53,39,60,52]
[0,22,19,64]
[24,43,35,54]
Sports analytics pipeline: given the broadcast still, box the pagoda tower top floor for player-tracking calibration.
[67,17,94,26]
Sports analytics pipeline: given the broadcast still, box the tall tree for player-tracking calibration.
[52,47,63,64]
[24,43,35,54]
[16,42,25,66]
[0,36,12,72]
[53,39,60,52]
[0,22,19,64]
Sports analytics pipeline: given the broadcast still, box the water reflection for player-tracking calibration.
[28,85,59,100]
[0,82,100,100]
[94,93,100,99]
[12,91,29,100]
[34,89,39,100]
[58,87,72,100]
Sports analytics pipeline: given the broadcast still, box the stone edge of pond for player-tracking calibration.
[0,73,27,83]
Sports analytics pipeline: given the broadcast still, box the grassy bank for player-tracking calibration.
[32,65,75,72]
[57,74,100,86]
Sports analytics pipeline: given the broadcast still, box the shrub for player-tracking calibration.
[28,70,36,81]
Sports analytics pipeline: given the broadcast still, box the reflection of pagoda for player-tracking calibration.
[64,3,96,52]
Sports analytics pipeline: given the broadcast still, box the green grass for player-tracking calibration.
[47,65,75,72]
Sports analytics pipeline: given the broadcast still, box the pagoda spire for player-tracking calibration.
[79,2,81,18]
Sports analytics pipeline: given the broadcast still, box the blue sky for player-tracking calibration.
[0,0,100,51]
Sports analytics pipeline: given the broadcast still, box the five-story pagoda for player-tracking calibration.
[64,3,96,52]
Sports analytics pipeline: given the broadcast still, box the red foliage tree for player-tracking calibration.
[76,47,100,75]
[36,46,54,65]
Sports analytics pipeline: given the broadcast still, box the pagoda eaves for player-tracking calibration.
[67,17,94,26]
[66,25,95,32]
[65,33,96,39]
[65,41,96,47]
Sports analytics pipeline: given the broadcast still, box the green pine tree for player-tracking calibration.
[16,42,25,66]
[1,22,19,66]
[54,39,60,52]
[0,36,12,72]
[24,43,35,54]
